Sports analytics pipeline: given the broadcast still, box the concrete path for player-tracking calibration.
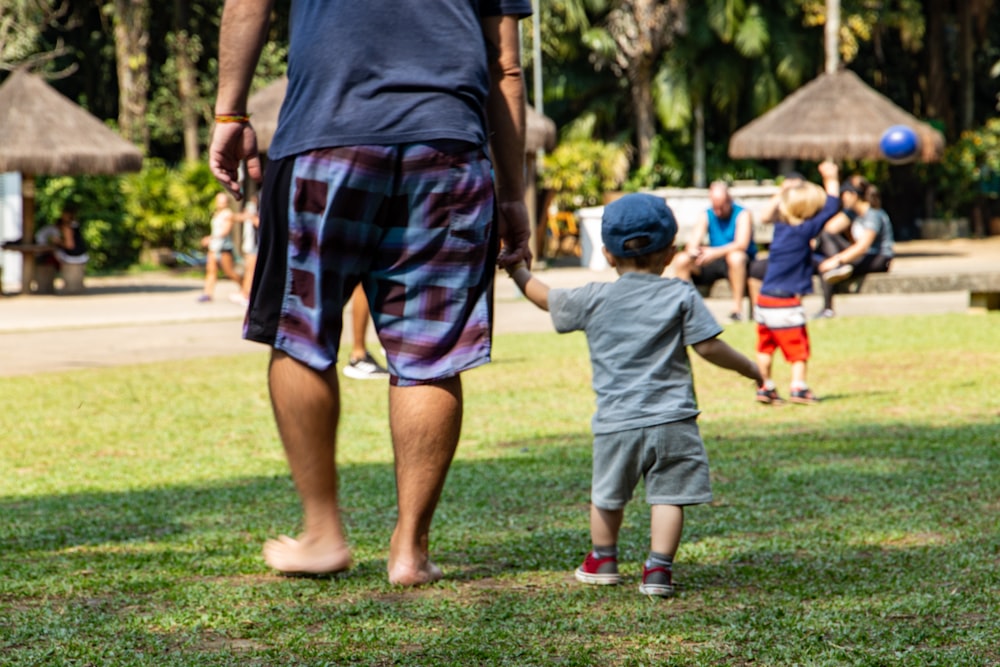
[1,238,997,377]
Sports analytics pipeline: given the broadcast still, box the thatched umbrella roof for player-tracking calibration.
[0,69,142,294]
[0,68,143,174]
[248,75,556,153]
[728,69,944,162]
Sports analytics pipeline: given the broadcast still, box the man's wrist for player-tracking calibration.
[214,113,251,124]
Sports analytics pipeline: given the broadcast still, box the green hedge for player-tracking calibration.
[37,160,221,273]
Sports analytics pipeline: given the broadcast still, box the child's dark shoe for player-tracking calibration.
[789,388,819,404]
[756,387,784,405]
[639,564,674,597]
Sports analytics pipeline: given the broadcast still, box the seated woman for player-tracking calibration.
[51,204,89,267]
[813,180,894,318]
[33,222,62,269]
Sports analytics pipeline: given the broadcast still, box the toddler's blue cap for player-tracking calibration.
[601,194,678,258]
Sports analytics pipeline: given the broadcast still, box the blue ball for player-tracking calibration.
[879,125,920,164]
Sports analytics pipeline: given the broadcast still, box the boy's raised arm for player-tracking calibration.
[692,336,763,386]
[506,262,550,311]
[818,160,840,197]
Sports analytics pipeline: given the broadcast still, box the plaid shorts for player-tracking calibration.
[245,142,497,385]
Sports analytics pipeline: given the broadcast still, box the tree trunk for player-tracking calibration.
[606,0,685,173]
[631,61,656,170]
[173,0,199,161]
[693,100,705,188]
[923,0,951,136]
[956,0,976,132]
[112,0,150,152]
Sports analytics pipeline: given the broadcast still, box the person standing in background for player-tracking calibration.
[199,192,243,303]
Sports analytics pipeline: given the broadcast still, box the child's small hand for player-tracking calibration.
[504,260,528,276]
[818,160,839,180]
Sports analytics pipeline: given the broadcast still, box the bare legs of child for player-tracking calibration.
[575,503,681,597]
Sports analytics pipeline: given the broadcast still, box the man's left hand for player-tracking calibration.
[496,199,533,269]
[208,122,262,201]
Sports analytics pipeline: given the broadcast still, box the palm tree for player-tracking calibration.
[596,0,687,170]
[655,0,818,185]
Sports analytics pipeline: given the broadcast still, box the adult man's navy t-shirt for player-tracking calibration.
[268,0,532,160]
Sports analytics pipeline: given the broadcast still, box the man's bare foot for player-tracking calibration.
[262,534,352,576]
[387,558,443,586]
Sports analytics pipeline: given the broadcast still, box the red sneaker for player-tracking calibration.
[639,564,674,597]
[574,552,620,585]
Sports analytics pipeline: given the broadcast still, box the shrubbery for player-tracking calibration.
[37,160,221,273]
[931,118,1000,219]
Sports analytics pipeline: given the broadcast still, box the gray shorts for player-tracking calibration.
[591,418,712,510]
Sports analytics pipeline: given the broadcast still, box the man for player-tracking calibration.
[670,181,756,321]
[208,0,532,586]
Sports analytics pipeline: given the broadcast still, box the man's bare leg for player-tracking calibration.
[387,376,463,585]
[726,251,748,317]
[262,350,352,575]
[670,252,693,281]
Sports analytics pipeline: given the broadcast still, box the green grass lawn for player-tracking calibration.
[2,313,998,666]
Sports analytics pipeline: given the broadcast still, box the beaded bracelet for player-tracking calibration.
[214,114,251,124]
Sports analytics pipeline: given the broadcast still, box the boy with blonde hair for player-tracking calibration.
[506,194,762,597]
[754,161,842,405]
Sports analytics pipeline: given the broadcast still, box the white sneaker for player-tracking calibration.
[343,353,390,380]
[822,264,854,284]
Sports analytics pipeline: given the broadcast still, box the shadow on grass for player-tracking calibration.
[3,420,996,579]
[1,420,997,665]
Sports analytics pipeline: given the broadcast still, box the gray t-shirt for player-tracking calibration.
[549,273,723,435]
[852,207,895,257]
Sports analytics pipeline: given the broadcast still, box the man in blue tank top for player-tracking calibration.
[670,182,757,321]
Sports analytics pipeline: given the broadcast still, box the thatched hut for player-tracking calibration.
[728,69,944,163]
[0,68,143,292]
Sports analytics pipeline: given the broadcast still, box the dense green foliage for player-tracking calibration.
[1,315,999,664]
[37,162,220,272]
[4,1,1000,267]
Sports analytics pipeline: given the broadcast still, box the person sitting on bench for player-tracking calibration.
[813,179,894,319]
[670,181,757,321]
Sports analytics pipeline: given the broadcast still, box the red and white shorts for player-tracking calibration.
[754,294,810,362]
